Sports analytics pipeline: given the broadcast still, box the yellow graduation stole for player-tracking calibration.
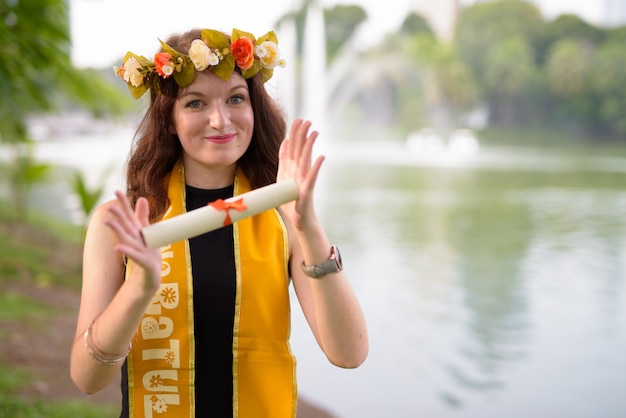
[126,161,297,417]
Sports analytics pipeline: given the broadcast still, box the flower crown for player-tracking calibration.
[114,28,286,99]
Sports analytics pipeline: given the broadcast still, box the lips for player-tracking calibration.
[206,133,236,144]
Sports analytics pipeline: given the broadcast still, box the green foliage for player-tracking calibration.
[590,40,626,135]
[72,172,100,221]
[484,36,536,97]
[400,12,436,39]
[447,0,626,136]
[0,0,133,221]
[456,0,543,84]
[324,4,367,63]
[0,0,132,140]
[534,14,605,65]
[71,166,113,227]
[545,39,594,97]
[7,144,52,220]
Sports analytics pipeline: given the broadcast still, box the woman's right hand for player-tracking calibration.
[105,190,162,292]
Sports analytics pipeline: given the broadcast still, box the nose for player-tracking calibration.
[208,102,228,130]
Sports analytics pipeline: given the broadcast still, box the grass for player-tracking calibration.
[0,292,55,321]
[0,200,117,417]
[0,366,118,418]
[0,200,84,290]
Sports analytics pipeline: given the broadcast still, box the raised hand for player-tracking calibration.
[105,191,162,292]
[277,119,325,230]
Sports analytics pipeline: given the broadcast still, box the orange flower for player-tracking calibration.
[154,52,174,78]
[230,37,255,70]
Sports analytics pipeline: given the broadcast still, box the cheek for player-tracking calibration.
[243,108,254,133]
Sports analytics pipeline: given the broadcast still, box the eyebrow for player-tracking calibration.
[178,82,249,99]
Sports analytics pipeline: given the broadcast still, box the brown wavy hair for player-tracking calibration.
[125,29,287,222]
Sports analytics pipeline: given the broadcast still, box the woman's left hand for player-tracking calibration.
[277,118,325,230]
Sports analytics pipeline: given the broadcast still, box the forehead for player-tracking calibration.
[181,70,247,93]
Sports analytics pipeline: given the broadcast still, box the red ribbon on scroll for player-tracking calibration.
[208,198,248,226]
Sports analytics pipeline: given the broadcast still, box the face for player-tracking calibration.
[171,70,254,184]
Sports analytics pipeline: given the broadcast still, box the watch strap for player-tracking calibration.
[301,245,342,278]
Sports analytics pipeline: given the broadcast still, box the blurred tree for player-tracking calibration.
[394,31,479,134]
[455,0,543,127]
[0,0,131,145]
[399,11,436,40]
[590,39,626,136]
[534,13,605,65]
[605,25,626,42]
[456,0,542,83]
[545,39,594,97]
[483,36,537,126]
[0,0,133,218]
[9,144,52,221]
[544,39,597,132]
[324,4,367,63]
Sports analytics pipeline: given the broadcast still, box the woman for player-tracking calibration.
[70,28,368,418]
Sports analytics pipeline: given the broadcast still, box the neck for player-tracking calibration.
[182,158,237,189]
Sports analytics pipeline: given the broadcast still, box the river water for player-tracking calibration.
[9,129,626,418]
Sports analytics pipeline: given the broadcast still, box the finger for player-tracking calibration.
[299,129,318,169]
[135,197,151,228]
[302,155,325,192]
[107,202,140,240]
[294,120,312,160]
[114,190,136,221]
[287,119,302,159]
[107,192,144,241]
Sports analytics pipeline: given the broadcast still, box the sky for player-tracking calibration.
[69,0,605,69]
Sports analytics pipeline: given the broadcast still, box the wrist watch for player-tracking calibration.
[301,245,343,278]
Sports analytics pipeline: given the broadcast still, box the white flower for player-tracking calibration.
[162,64,174,76]
[208,52,220,66]
[255,41,281,69]
[189,39,211,71]
[123,57,144,87]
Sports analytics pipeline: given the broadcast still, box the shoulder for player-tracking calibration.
[83,197,125,247]
[87,198,118,226]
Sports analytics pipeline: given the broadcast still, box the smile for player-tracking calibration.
[206,134,236,144]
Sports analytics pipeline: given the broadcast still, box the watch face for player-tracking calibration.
[301,245,343,278]
[331,245,342,270]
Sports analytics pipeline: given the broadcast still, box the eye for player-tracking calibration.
[228,94,245,105]
[185,99,203,109]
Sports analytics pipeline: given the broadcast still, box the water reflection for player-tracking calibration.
[290,146,626,417]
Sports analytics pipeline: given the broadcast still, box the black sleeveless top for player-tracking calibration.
[120,184,237,417]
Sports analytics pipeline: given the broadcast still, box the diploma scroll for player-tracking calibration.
[141,179,298,249]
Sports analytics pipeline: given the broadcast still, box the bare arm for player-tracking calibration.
[278,119,369,368]
[70,193,162,394]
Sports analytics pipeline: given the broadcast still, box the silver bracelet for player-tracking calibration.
[84,315,132,366]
